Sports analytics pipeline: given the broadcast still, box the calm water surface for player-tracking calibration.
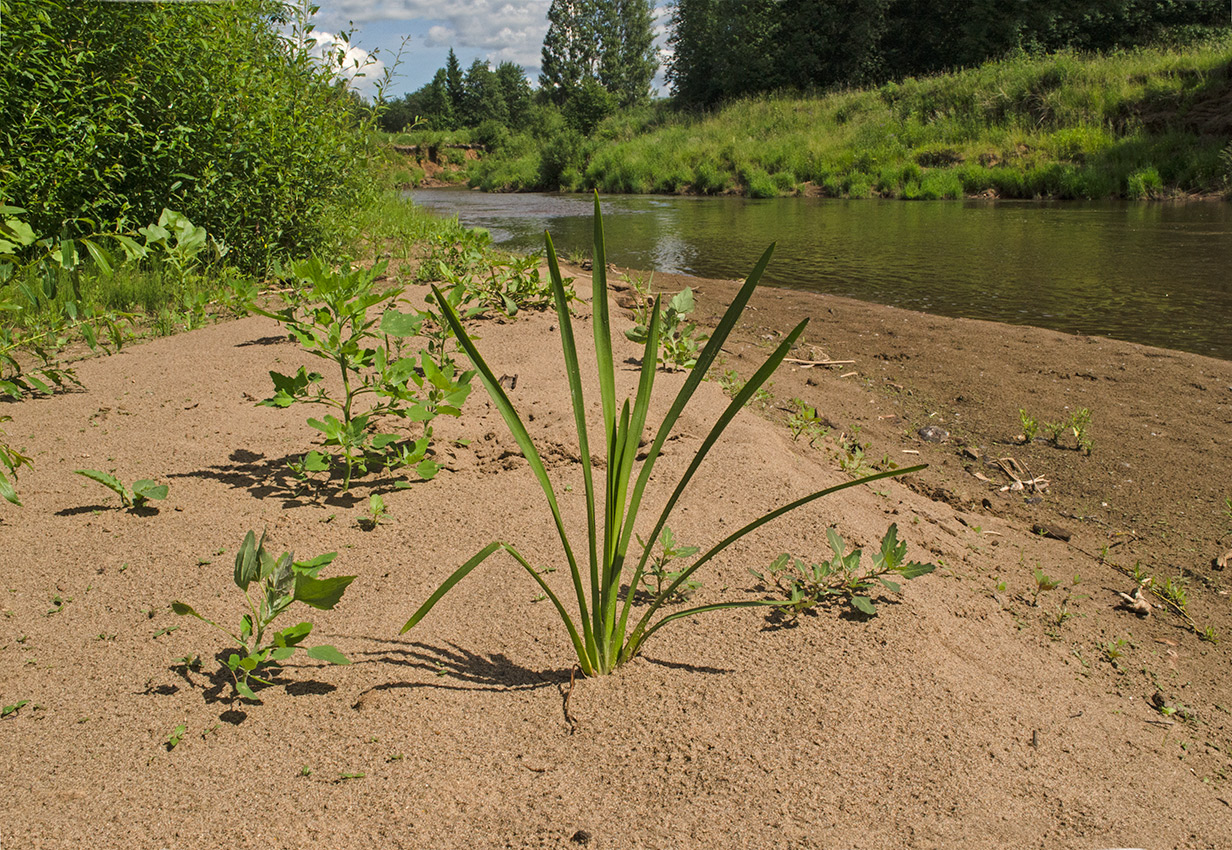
[410,190,1232,360]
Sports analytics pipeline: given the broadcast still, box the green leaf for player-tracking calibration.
[275,621,313,646]
[302,450,331,472]
[171,601,204,620]
[416,458,440,480]
[74,469,129,504]
[269,646,295,661]
[877,577,902,594]
[293,573,356,610]
[896,561,936,580]
[668,287,695,314]
[131,480,168,502]
[81,238,114,277]
[235,679,257,701]
[379,308,423,338]
[0,472,20,506]
[306,644,350,665]
[850,595,877,616]
[233,531,262,591]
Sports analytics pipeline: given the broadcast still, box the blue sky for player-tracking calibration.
[310,1,671,99]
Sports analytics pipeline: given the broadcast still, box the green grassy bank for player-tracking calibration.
[465,40,1232,200]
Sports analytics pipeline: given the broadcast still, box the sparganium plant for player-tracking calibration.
[402,197,926,675]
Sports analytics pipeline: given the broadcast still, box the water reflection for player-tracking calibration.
[410,189,1232,360]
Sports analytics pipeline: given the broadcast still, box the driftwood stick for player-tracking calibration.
[783,357,855,367]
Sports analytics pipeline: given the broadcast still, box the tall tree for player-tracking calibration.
[444,48,465,115]
[541,0,658,110]
[666,0,720,107]
[420,68,455,130]
[460,59,508,127]
[494,61,533,128]
[598,0,659,107]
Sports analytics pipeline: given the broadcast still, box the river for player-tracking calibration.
[409,189,1232,361]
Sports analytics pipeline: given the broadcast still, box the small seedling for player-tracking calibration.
[786,398,827,445]
[838,441,870,477]
[1031,567,1060,606]
[74,469,168,510]
[637,527,701,602]
[1102,638,1128,663]
[751,524,936,619]
[1018,409,1039,443]
[2,699,29,718]
[172,531,356,702]
[359,493,387,531]
[1069,408,1093,454]
[166,722,187,750]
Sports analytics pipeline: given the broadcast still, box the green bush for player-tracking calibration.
[1127,166,1164,199]
[0,0,375,272]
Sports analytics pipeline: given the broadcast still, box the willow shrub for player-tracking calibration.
[0,0,373,273]
[403,197,924,675]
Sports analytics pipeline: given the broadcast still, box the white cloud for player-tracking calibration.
[320,1,551,72]
[303,30,388,93]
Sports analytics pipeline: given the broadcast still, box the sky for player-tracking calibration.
[309,1,671,99]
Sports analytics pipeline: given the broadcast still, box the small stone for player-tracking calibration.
[571,830,593,845]
[917,425,949,443]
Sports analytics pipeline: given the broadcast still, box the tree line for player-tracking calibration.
[379,0,658,136]
[668,0,1230,108]
[382,0,1228,135]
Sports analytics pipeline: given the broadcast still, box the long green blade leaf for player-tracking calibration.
[544,234,601,643]
[430,284,595,658]
[401,541,503,633]
[628,465,928,649]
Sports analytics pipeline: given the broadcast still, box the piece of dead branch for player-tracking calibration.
[783,357,855,368]
[994,456,1049,493]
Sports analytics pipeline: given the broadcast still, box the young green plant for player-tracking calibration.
[402,197,926,676]
[626,285,708,372]
[0,416,32,506]
[172,531,355,702]
[751,524,935,619]
[255,258,472,491]
[637,527,701,602]
[74,469,167,511]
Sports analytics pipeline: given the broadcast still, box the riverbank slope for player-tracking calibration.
[456,40,1232,200]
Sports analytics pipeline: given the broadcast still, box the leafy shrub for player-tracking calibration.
[255,258,473,491]
[0,0,375,272]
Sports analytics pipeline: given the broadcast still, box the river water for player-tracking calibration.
[410,189,1232,361]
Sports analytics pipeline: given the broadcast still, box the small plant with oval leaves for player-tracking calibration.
[172,531,355,702]
[751,524,935,621]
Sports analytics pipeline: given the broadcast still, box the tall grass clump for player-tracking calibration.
[402,197,924,675]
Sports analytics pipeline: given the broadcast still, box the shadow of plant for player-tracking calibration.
[353,639,569,695]
[167,448,380,508]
